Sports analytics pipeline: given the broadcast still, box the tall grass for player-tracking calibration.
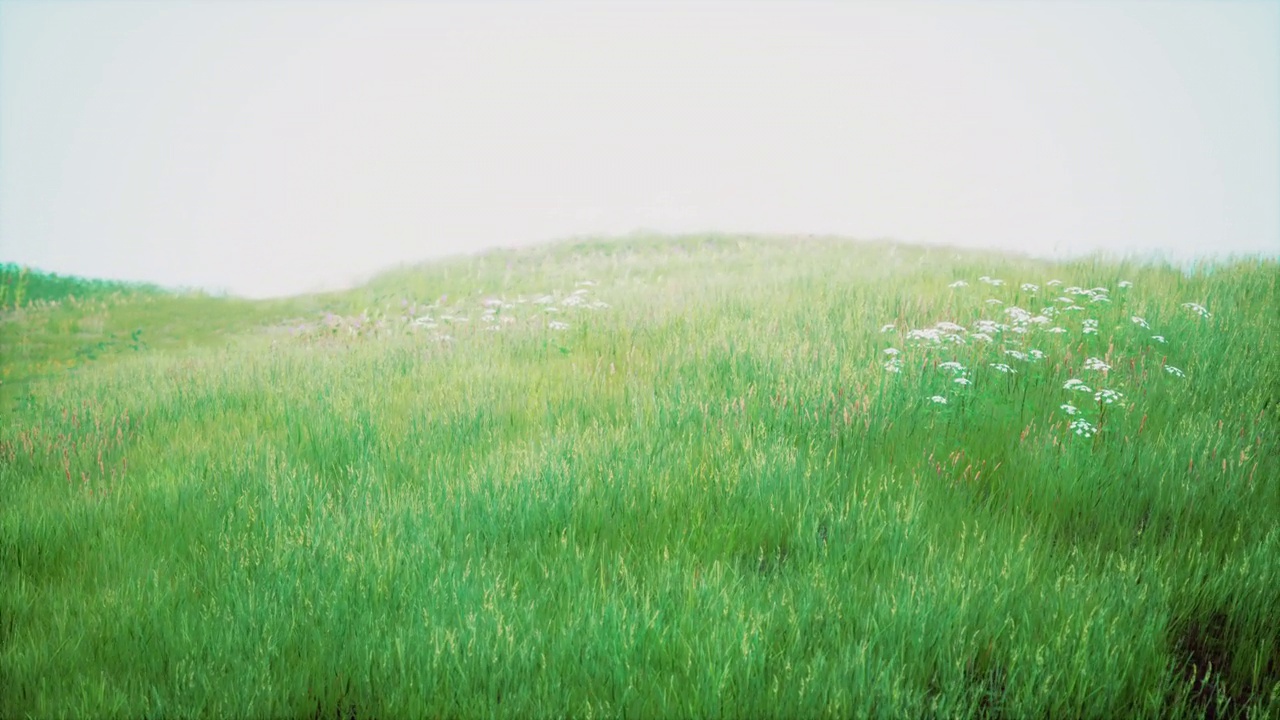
[2,235,1277,718]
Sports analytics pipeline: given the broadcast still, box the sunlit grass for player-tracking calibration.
[2,235,1278,718]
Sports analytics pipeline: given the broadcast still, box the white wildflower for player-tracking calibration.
[1164,365,1186,378]
[1029,349,1046,360]
[1046,279,1063,287]
[1060,403,1079,415]
[884,348,901,356]
[971,332,994,343]
[576,280,597,287]
[929,395,949,404]
[1094,388,1123,404]
[948,280,969,288]
[881,323,896,333]
[1070,419,1097,438]
[884,359,903,373]
[985,298,1003,306]
[548,320,570,330]
[1118,280,1133,289]
[1047,327,1067,334]
[1131,316,1149,329]
[990,363,1016,374]
[1084,357,1110,372]
[1063,378,1092,392]
[1005,350,1027,361]
[1151,335,1166,343]
[1005,306,1032,323]
[939,361,966,373]
[908,328,943,343]
[1182,302,1212,319]
[1021,283,1039,292]
[954,377,971,386]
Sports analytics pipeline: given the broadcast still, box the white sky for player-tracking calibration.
[1,0,1277,297]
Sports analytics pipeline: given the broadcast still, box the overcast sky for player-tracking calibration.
[1,0,1277,297]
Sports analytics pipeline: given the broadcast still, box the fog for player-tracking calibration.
[1,1,1277,298]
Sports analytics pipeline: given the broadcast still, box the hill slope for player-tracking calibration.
[3,235,1278,717]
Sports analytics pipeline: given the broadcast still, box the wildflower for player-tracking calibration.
[884,348,901,356]
[1005,350,1027,361]
[1029,349,1046,360]
[974,320,1002,334]
[1060,403,1079,415]
[1182,302,1212,319]
[954,377,971,386]
[1005,307,1032,323]
[562,295,587,307]
[1028,315,1051,325]
[948,280,969,288]
[985,298,1003,306]
[884,359,903,373]
[1131,316,1149,329]
[534,295,554,305]
[1164,365,1186,378]
[590,301,611,310]
[990,363,1016,374]
[1046,279,1063,287]
[908,328,943,343]
[1152,335,1166,343]
[1064,378,1092,392]
[1090,295,1111,304]
[1094,388,1123,404]
[1082,325,1098,335]
[548,321,570,330]
[1118,280,1133,289]
[1021,283,1039,292]
[576,280,597,287]
[881,323,896,333]
[970,332,993,343]
[939,361,966,372]
[1084,357,1110,372]
[929,395,948,404]
[1047,327,1067,334]
[935,321,966,334]
[1062,305,1085,313]
[1070,419,1097,438]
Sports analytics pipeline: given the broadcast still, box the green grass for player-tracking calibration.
[2,235,1278,718]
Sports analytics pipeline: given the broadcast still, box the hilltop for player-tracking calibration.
[2,234,1278,718]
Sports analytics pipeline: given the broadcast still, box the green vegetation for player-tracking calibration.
[2,235,1277,718]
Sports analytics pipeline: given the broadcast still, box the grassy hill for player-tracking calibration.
[2,235,1278,718]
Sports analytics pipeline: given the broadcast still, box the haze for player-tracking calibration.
[1,0,1277,298]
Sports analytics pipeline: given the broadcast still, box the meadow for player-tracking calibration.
[1,235,1277,718]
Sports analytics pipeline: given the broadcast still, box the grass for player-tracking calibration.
[2,234,1278,718]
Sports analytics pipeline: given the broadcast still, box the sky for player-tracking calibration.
[1,0,1277,298]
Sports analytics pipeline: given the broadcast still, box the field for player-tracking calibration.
[2,235,1278,718]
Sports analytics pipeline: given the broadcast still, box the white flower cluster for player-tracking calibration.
[1084,357,1111,372]
[1182,302,1212,319]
